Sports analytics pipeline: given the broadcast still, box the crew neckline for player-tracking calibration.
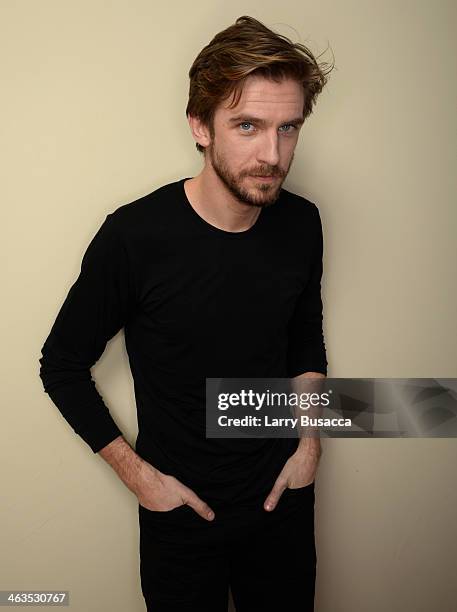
[178,177,269,238]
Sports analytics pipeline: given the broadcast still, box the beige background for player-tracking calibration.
[2,1,456,611]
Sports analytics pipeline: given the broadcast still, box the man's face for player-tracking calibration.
[205,75,305,207]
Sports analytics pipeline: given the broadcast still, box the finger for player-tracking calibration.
[188,498,215,521]
[264,481,287,511]
[181,489,215,521]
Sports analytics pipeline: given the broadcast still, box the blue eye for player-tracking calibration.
[238,122,297,134]
[279,124,296,133]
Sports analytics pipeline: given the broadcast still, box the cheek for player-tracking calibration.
[225,141,251,170]
[221,136,246,158]
[280,141,297,163]
[232,134,254,153]
[281,137,297,153]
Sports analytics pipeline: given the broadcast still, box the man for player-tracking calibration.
[39,15,333,612]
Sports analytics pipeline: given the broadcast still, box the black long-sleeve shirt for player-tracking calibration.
[39,177,327,506]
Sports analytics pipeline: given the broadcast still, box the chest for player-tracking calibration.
[134,233,311,342]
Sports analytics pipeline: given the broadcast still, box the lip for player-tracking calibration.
[250,175,277,182]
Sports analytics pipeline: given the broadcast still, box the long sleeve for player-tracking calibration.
[38,212,137,453]
[286,204,328,377]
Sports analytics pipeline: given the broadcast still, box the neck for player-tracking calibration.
[184,167,261,233]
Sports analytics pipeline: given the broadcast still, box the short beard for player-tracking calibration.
[207,139,292,208]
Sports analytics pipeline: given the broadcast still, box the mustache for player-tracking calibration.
[247,170,283,177]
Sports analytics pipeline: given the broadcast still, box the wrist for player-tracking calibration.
[296,436,322,459]
[99,436,147,494]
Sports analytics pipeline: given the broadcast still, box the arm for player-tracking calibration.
[291,371,326,460]
[286,203,327,379]
[99,435,215,520]
[288,204,327,465]
[264,204,328,511]
[98,435,146,494]
[38,213,135,453]
[39,217,215,520]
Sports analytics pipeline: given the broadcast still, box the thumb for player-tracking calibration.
[182,488,215,521]
[264,480,287,512]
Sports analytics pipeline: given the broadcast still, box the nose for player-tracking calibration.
[256,131,280,168]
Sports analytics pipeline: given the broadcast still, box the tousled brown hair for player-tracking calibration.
[186,15,334,154]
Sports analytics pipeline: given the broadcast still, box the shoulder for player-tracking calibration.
[274,185,323,232]
[280,186,320,214]
[104,178,183,241]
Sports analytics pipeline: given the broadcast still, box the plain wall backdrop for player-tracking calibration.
[2,1,456,611]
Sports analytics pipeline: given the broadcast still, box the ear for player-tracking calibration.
[187,114,212,149]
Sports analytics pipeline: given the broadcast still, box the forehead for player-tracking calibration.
[217,74,304,121]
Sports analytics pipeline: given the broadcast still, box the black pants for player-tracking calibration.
[138,481,316,611]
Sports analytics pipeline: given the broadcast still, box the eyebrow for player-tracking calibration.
[227,115,305,127]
